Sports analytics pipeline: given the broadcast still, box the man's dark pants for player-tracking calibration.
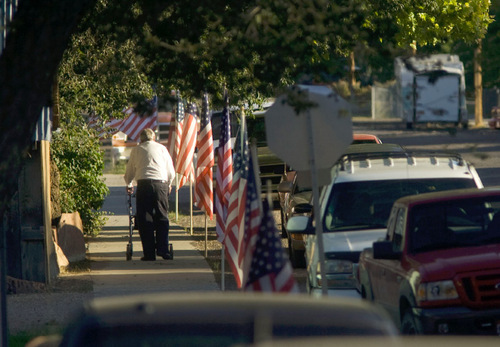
[136,180,170,260]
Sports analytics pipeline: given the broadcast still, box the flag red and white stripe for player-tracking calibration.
[166,95,184,167]
[118,103,158,142]
[244,199,299,293]
[214,102,233,242]
[91,96,158,142]
[238,148,261,286]
[224,126,261,288]
[176,103,197,190]
[224,129,249,287]
[194,93,214,219]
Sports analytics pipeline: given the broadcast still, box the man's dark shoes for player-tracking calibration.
[157,252,173,260]
[140,256,156,261]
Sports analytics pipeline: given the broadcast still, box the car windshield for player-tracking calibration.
[409,196,500,253]
[324,178,477,232]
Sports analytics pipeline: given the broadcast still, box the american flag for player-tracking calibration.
[224,128,250,287]
[225,132,262,288]
[118,96,158,142]
[194,93,214,219]
[166,94,184,167]
[214,99,233,242]
[244,198,298,293]
[176,102,197,190]
[239,148,262,286]
[89,96,158,141]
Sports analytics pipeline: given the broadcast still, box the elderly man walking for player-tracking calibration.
[124,128,176,261]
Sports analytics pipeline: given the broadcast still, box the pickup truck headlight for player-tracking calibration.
[322,260,353,274]
[316,260,356,289]
[417,280,458,303]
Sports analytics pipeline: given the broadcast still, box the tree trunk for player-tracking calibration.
[0,1,96,344]
[349,51,356,88]
[474,41,483,126]
[349,51,355,108]
[0,0,95,218]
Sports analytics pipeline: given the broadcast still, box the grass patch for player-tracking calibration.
[61,259,92,273]
[103,160,127,174]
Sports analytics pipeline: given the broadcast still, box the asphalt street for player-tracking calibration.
[353,119,500,187]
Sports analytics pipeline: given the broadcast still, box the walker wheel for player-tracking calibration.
[126,243,133,261]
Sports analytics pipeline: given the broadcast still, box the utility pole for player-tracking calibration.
[1,0,9,344]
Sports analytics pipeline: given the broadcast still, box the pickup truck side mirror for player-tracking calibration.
[373,240,402,260]
[286,215,315,235]
[278,181,294,193]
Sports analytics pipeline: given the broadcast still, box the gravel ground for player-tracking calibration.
[7,273,93,335]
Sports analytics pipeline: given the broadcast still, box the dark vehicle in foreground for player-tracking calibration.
[27,292,398,346]
[357,187,500,335]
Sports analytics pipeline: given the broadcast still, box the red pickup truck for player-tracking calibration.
[357,187,500,335]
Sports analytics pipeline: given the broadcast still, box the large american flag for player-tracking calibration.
[118,96,158,142]
[244,199,299,293]
[166,94,184,167]
[214,100,233,242]
[194,93,214,219]
[176,102,197,190]
[91,96,158,141]
[224,128,250,287]
[239,148,262,286]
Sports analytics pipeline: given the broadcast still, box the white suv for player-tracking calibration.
[286,143,484,296]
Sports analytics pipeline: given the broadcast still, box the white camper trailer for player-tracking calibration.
[395,54,468,129]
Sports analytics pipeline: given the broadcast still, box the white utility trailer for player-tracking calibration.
[395,54,468,129]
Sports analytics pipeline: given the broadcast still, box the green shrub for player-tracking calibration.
[51,126,109,236]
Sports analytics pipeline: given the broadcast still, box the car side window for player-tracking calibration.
[385,209,397,241]
[393,208,406,251]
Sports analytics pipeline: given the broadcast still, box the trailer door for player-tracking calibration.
[414,72,461,123]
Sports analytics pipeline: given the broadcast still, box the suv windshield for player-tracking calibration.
[324,178,476,232]
[409,196,500,253]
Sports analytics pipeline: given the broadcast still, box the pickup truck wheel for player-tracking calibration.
[401,310,420,335]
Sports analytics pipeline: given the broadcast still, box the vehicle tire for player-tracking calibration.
[288,234,306,268]
[406,122,413,130]
[401,309,420,335]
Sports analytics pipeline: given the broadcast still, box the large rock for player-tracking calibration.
[57,212,86,262]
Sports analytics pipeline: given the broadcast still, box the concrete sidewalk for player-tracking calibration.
[7,174,219,335]
[92,174,220,297]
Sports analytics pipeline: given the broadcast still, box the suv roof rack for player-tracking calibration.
[339,148,465,170]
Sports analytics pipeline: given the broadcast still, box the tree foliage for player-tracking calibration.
[58,29,154,125]
[372,0,492,49]
[51,126,109,236]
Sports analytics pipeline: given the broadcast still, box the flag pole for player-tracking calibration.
[250,138,262,213]
[204,215,208,257]
[175,174,179,221]
[221,245,225,291]
[190,176,193,235]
